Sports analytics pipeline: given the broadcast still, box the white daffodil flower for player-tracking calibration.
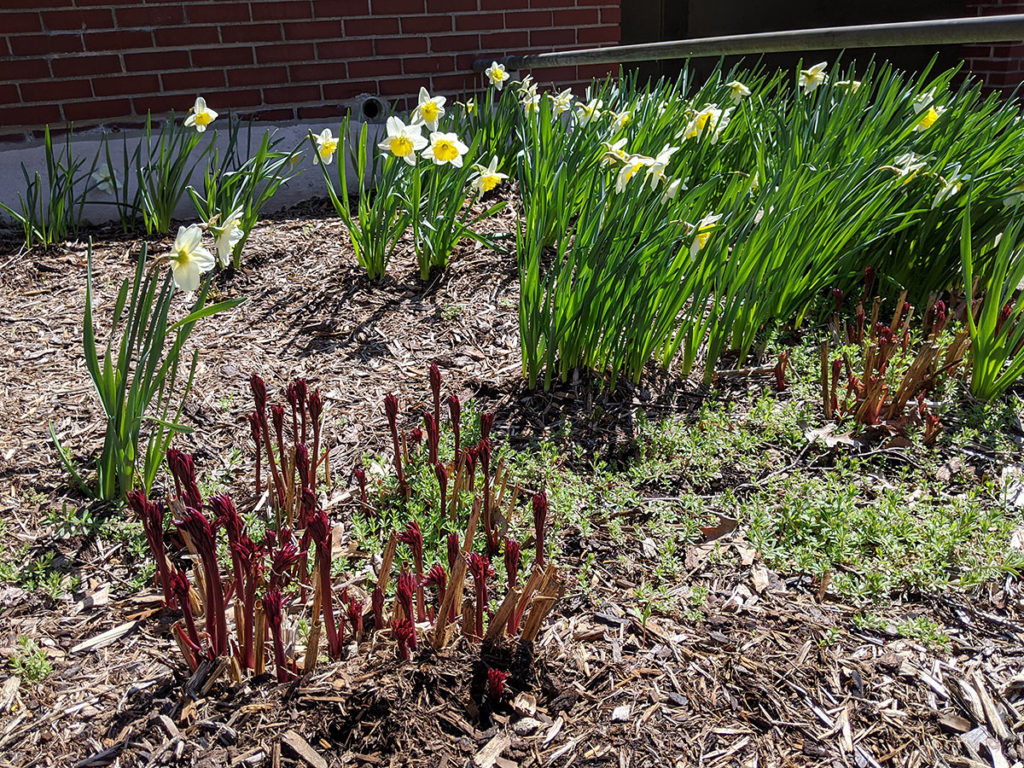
[469,155,508,197]
[412,87,446,130]
[609,110,632,130]
[799,62,828,95]
[680,105,732,144]
[645,144,678,189]
[1002,182,1024,208]
[515,75,537,100]
[378,116,428,166]
[600,138,629,166]
[184,96,218,133]
[313,128,339,165]
[614,155,652,193]
[92,163,118,196]
[422,131,469,167]
[485,61,510,90]
[169,224,215,291]
[212,208,244,267]
[889,152,927,183]
[914,104,945,132]
[690,213,723,257]
[575,98,603,126]
[834,80,862,93]
[521,93,541,115]
[725,80,751,105]
[550,88,574,115]
[931,168,969,210]
[661,178,686,203]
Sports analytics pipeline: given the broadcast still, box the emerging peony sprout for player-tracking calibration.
[832,288,844,315]
[446,531,459,572]
[467,553,495,640]
[448,394,462,463]
[396,570,416,633]
[346,592,364,641]
[170,567,202,653]
[307,507,343,658]
[393,618,416,660]
[478,438,499,555]
[295,443,312,492]
[504,537,522,634]
[353,467,371,516]
[429,362,442,428]
[384,394,406,494]
[167,448,202,512]
[250,374,284,509]
[127,490,174,607]
[773,351,789,392]
[271,404,286,471]
[480,412,494,441]
[434,461,448,515]
[262,588,290,682]
[397,521,426,621]
[371,584,385,633]
[487,667,508,701]
[175,505,228,656]
[288,378,308,443]
[423,412,438,464]
[533,492,549,568]
[308,389,323,485]
[248,411,262,495]
[410,427,423,449]
[863,266,876,301]
[268,533,300,591]
[421,564,448,626]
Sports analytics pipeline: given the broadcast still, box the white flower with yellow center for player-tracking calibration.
[550,88,574,115]
[1003,182,1024,208]
[211,208,244,267]
[378,116,428,166]
[834,80,862,93]
[609,110,632,130]
[465,98,477,116]
[690,213,723,257]
[600,138,629,166]
[515,75,536,98]
[184,96,218,133]
[413,87,446,131]
[931,166,969,209]
[522,93,541,115]
[799,62,828,95]
[725,80,751,105]
[889,152,927,183]
[485,61,510,90]
[422,131,469,167]
[913,104,945,132]
[645,144,678,189]
[615,155,653,193]
[575,98,603,126]
[314,128,339,165]
[661,178,686,203]
[92,163,118,196]
[169,224,215,291]
[469,155,508,197]
[680,105,732,144]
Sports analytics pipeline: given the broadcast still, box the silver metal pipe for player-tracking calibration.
[472,14,1024,72]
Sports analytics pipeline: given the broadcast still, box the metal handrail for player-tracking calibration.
[472,14,1024,72]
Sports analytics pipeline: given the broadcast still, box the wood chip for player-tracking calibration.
[281,730,328,768]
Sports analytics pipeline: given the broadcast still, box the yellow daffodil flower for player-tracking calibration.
[314,128,339,165]
[799,62,828,95]
[169,224,215,291]
[422,131,469,167]
[575,98,603,126]
[211,208,244,267]
[485,61,510,90]
[378,116,428,165]
[184,96,218,133]
[413,87,446,131]
[470,155,508,197]
[726,80,751,105]
[690,213,723,257]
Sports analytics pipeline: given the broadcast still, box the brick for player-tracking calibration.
[226,65,288,87]
[42,8,113,31]
[425,0,476,10]
[186,3,252,24]
[125,49,191,72]
[371,0,425,12]
[480,0,510,8]
[430,73,474,91]
[0,84,19,104]
[314,0,366,16]
[600,5,620,23]
[161,68,228,91]
[93,73,159,97]
[530,65,577,82]
[504,10,551,28]
[348,57,401,77]
[252,107,297,120]
[116,4,184,26]
[87,29,154,50]
[0,11,42,34]
[212,89,264,108]
[378,77,419,96]
[297,104,339,119]
[191,46,254,67]
[481,30,529,48]
[283,20,343,40]
[455,13,503,31]
[50,53,121,78]
[553,8,599,25]
[345,16,398,36]
[404,14,455,33]
[317,39,373,60]
[0,103,62,127]
[577,25,619,45]
[376,36,428,55]
[576,62,616,80]
[132,94,186,115]
[323,79,378,100]
[70,0,136,5]
[221,23,283,43]
[529,0,574,6]
[257,43,316,63]
[289,61,344,82]
[63,98,131,122]
[403,55,454,74]
[431,34,480,53]
[252,1,313,20]
[530,28,576,47]
[263,84,321,103]
[10,34,84,56]
[0,58,52,83]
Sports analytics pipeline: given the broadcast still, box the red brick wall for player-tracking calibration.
[0,0,621,141]
[962,0,1024,94]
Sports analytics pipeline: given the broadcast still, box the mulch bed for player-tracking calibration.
[1,204,1023,767]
